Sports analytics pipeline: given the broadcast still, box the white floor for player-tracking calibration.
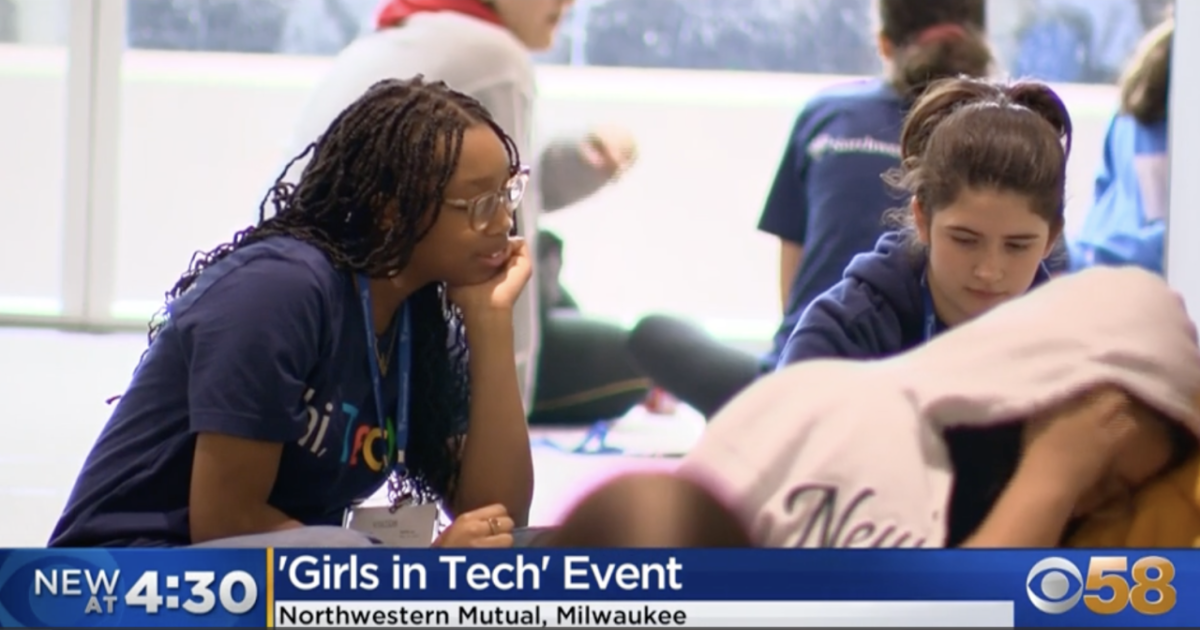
[0,327,683,547]
[0,328,148,546]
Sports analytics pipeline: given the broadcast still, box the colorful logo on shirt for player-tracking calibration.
[338,402,397,473]
[295,388,395,473]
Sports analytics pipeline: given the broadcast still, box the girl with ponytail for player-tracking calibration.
[779,76,1073,545]
[628,0,996,419]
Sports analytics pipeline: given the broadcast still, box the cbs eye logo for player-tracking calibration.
[1026,556,1176,616]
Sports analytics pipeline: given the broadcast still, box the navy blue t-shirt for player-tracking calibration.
[50,237,441,547]
[778,232,1052,546]
[758,78,906,365]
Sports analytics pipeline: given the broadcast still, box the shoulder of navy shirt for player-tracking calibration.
[48,236,458,548]
[777,231,1053,366]
[1068,111,1168,275]
[757,78,908,366]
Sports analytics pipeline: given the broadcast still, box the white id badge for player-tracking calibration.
[345,503,439,547]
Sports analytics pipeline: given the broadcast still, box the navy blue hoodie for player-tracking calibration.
[777,231,1052,546]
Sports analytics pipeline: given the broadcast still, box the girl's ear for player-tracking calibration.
[912,198,931,245]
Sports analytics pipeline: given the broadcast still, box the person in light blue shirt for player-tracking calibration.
[1069,16,1172,274]
[779,77,1072,547]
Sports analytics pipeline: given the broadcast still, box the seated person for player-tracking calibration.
[545,390,1200,550]
[627,0,997,419]
[677,266,1200,548]
[49,78,533,548]
[1067,17,1172,274]
[551,389,1200,550]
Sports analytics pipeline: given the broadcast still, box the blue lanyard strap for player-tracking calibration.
[356,274,412,475]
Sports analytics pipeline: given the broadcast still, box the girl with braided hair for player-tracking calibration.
[50,77,533,548]
[288,0,649,427]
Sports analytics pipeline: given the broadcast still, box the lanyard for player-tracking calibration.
[356,273,412,475]
[920,264,1049,341]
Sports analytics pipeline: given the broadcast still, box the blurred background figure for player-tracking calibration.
[1067,13,1173,274]
[548,473,753,548]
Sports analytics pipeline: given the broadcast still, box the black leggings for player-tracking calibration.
[626,314,763,418]
[530,307,651,426]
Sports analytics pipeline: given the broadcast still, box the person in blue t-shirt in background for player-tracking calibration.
[627,0,993,418]
[779,77,1072,546]
[1068,16,1172,275]
[49,78,534,549]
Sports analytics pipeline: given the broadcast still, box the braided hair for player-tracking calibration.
[148,76,520,508]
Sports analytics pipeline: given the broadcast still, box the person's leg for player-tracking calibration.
[546,472,753,547]
[190,526,380,548]
[627,315,762,418]
[530,310,652,426]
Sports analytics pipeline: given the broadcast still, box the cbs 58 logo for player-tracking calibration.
[1026,556,1176,615]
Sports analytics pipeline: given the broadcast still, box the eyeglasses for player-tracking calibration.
[444,165,530,232]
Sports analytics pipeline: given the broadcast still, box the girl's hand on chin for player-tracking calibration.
[447,238,532,317]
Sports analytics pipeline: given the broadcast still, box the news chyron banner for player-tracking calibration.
[0,549,1192,627]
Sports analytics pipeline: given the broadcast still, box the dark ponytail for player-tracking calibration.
[1005,82,1074,160]
[879,0,992,100]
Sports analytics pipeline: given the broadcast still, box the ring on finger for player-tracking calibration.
[488,517,499,536]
